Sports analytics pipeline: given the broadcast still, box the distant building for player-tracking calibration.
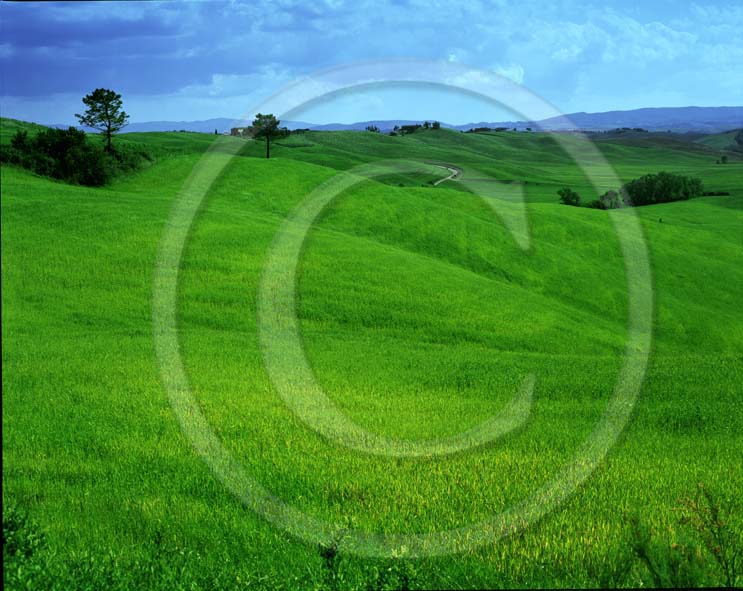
[230,127,253,137]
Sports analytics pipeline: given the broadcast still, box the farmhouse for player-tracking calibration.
[230,126,253,137]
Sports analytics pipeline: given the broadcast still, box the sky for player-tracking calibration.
[1,0,742,125]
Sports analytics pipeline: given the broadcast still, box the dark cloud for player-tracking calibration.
[1,11,179,49]
[0,0,739,120]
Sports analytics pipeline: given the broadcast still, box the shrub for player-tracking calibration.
[557,186,581,206]
[627,514,706,588]
[1,127,152,186]
[675,483,742,588]
[591,189,624,210]
[398,124,421,135]
[625,484,742,588]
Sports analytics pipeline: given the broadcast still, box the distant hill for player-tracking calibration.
[529,106,743,133]
[301,119,454,131]
[37,106,743,135]
[695,128,743,150]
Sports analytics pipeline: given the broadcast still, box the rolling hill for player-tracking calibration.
[2,119,742,589]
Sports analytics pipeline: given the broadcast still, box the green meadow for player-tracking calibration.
[2,119,742,589]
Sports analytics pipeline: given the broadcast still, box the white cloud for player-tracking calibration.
[495,63,525,85]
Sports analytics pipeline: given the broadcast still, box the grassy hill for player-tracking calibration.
[695,128,743,152]
[0,118,52,145]
[2,121,742,589]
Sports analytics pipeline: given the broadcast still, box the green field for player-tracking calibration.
[2,119,742,589]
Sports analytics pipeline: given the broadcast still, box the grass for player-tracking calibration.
[695,128,742,152]
[2,118,742,589]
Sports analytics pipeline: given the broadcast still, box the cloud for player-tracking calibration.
[495,63,525,85]
[1,0,741,123]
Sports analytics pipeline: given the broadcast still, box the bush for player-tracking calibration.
[597,189,624,209]
[1,127,151,186]
[557,187,581,206]
[399,124,421,135]
[625,484,741,588]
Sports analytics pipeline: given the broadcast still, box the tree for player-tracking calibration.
[720,154,728,164]
[75,88,129,153]
[735,129,743,151]
[365,125,380,133]
[423,121,430,129]
[621,171,703,206]
[598,189,623,209]
[432,121,441,130]
[557,187,581,206]
[251,113,286,159]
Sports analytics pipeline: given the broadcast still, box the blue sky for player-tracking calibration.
[1,0,741,125]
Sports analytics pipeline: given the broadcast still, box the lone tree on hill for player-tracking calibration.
[75,88,129,153]
[252,113,286,158]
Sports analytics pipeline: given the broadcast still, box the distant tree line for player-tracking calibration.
[388,121,441,136]
[464,126,510,133]
[558,171,707,209]
[597,127,649,134]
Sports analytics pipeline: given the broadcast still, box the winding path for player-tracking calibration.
[431,164,462,185]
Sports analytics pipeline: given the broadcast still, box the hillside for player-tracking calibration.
[2,125,742,588]
[695,128,743,151]
[0,118,51,144]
